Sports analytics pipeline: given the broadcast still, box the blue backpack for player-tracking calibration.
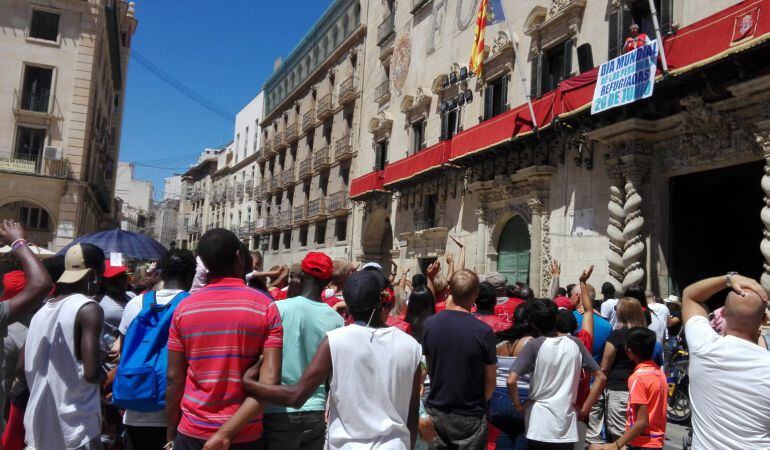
[112,290,189,412]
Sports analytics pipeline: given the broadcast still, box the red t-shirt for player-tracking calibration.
[322,290,344,308]
[168,278,283,442]
[269,287,287,301]
[386,314,412,334]
[494,297,525,323]
[627,362,668,448]
[474,312,513,334]
[575,328,594,421]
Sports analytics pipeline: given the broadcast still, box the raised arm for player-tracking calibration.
[579,265,594,338]
[426,261,441,300]
[548,258,560,299]
[269,266,289,288]
[204,347,282,450]
[449,235,466,271]
[0,221,53,322]
[243,337,332,408]
[682,274,767,324]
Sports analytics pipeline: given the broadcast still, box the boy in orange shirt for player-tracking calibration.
[600,327,668,450]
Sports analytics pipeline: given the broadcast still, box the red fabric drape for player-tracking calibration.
[383,141,449,187]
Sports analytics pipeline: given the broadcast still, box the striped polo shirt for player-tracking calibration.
[168,277,282,443]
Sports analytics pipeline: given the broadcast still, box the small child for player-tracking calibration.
[601,327,668,450]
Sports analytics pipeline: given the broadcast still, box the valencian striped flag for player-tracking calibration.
[469,0,489,76]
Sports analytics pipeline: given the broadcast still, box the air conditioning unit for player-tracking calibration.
[43,146,62,160]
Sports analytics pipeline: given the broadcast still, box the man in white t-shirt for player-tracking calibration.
[242,270,422,450]
[682,273,770,450]
[599,282,619,328]
[116,249,196,450]
[646,294,670,346]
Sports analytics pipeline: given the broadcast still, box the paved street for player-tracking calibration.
[664,423,690,450]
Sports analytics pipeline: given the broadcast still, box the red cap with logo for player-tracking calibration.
[301,252,333,280]
[103,259,127,279]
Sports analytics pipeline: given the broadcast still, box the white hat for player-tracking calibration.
[664,295,681,304]
[360,262,383,272]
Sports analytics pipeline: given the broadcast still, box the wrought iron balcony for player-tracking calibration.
[279,209,292,229]
[375,79,391,104]
[285,123,299,143]
[257,182,268,198]
[377,13,395,46]
[308,198,327,220]
[293,204,308,223]
[269,174,281,193]
[334,135,354,161]
[338,76,358,105]
[281,166,295,187]
[327,191,350,215]
[302,110,315,132]
[313,146,330,171]
[262,139,273,157]
[298,158,312,179]
[274,131,286,150]
[0,152,72,178]
[13,89,58,124]
[265,214,276,230]
[317,94,333,120]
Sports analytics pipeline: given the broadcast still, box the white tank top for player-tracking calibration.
[326,324,422,450]
[24,294,102,450]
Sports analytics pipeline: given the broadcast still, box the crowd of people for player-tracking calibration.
[0,220,769,450]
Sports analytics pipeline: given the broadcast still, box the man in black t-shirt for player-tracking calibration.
[421,269,496,450]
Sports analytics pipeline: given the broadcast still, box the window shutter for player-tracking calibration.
[660,0,673,35]
[608,9,620,59]
[622,2,634,45]
[541,51,550,92]
[563,40,573,81]
[484,85,494,120]
[530,53,541,99]
[440,113,448,141]
[502,74,509,111]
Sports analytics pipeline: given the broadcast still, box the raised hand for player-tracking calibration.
[729,274,768,302]
[445,252,454,266]
[0,220,26,246]
[426,261,441,280]
[549,258,560,277]
[579,265,594,283]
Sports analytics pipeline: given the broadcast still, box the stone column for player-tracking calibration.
[622,176,646,291]
[757,129,770,292]
[606,172,626,293]
[475,208,488,274]
[527,198,551,298]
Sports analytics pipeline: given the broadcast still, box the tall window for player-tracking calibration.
[441,108,459,141]
[608,0,672,59]
[315,221,326,244]
[483,75,509,120]
[411,120,426,153]
[29,10,60,41]
[421,194,437,229]
[19,206,49,230]
[14,126,45,161]
[282,230,291,249]
[374,140,388,170]
[21,66,53,113]
[531,40,572,97]
[335,217,347,241]
[299,226,308,247]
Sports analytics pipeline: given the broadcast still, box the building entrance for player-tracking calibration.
[669,161,764,296]
[497,216,530,285]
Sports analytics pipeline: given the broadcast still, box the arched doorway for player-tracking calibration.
[361,208,393,272]
[497,216,530,284]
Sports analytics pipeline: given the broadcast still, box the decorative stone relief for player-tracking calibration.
[607,176,626,292]
[622,179,645,290]
[528,197,552,296]
[757,129,770,291]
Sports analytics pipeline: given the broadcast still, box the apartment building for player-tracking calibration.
[350,0,770,297]
[256,0,366,266]
[115,161,152,233]
[177,148,221,250]
[0,0,137,249]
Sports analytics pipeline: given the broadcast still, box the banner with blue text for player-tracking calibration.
[591,40,658,114]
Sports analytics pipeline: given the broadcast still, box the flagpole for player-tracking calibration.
[498,0,538,131]
[647,0,669,74]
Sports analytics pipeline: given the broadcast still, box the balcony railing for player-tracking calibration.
[285,123,299,143]
[317,94,333,120]
[414,218,438,230]
[302,110,315,132]
[189,224,201,234]
[334,135,354,161]
[375,79,391,103]
[293,204,308,223]
[0,152,71,178]
[308,198,327,219]
[261,140,273,158]
[339,76,358,105]
[274,131,286,150]
[269,174,281,192]
[244,179,253,199]
[265,215,276,230]
[327,191,350,214]
[313,146,330,171]
[279,210,291,229]
[13,89,57,120]
[281,166,295,187]
[257,182,267,198]
[239,225,249,237]
[377,13,395,45]
[298,158,312,179]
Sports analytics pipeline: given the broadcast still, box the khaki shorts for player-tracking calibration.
[585,389,629,444]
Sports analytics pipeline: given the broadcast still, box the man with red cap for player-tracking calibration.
[210,252,343,450]
[100,258,133,341]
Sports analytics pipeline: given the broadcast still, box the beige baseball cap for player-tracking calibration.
[58,244,94,284]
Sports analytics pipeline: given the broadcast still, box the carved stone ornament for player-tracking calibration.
[657,96,762,172]
[492,31,511,55]
[368,111,394,137]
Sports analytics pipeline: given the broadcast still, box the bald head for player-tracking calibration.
[724,290,766,336]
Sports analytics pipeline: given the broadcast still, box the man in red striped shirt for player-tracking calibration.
[166,229,283,450]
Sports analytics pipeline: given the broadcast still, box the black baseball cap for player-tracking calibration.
[343,270,388,314]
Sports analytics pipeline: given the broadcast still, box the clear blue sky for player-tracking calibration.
[118,0,332,198]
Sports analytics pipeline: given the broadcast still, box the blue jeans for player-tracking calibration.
[488,387,528,450]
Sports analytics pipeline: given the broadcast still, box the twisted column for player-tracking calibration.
[607,176,626,292]
[759,133,770,292]
[622,179,645,290]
